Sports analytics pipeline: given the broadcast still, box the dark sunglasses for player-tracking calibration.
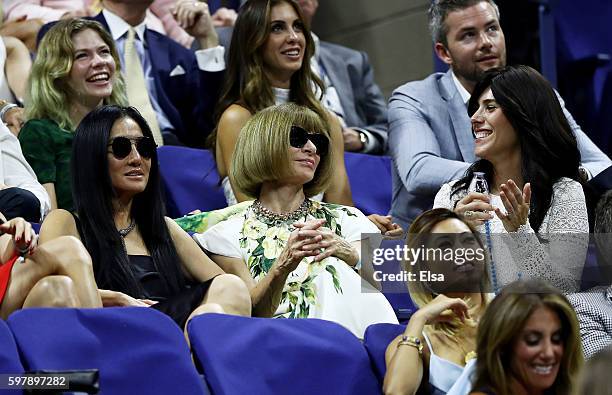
[107,136,157,159]
[289,126,329,156]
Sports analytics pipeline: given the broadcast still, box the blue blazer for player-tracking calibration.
[93,13,223,148]
[388,69,612,229]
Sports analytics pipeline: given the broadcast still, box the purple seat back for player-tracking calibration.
[7,308,206,395]
[345,153,392,216]
[157,146,227,217]
[363,323,406,384]
[188,314,382,395]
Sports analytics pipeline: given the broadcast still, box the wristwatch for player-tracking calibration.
[358,131,369,148]
[578,165,589,181]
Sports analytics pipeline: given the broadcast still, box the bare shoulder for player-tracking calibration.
[218,104,252,131]
[39,209,79,243]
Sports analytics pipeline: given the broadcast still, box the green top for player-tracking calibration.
[19,118,74,211]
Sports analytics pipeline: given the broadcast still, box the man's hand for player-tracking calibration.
[211,7,238,27]
[4,107,25,137]
[342,127,364,152]
[172,0,219,48]
[367,214,403,238]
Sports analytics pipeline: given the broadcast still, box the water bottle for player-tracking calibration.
[468,172,489,195]
[468,172,498,292]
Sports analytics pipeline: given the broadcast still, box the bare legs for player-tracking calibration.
[0,236,101,319]
[184,273,252,336]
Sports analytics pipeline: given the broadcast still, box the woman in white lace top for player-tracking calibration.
[433,65,588,292]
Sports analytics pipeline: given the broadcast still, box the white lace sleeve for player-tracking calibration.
[504,179,588,292]
[432,182,455,210]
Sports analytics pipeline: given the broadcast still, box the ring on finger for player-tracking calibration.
[464,210,474,218]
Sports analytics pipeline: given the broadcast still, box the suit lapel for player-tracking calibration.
[440,70,476,162]
[93,12,110,31]
[318,45,356,124]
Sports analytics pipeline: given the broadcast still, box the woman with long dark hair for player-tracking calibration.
[40,105,250,329]
[210,0,352,206]
[433,65,588,292]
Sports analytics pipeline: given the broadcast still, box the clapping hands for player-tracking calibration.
[496,180,531,232]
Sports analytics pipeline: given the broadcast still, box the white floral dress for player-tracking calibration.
[195,200,398,338]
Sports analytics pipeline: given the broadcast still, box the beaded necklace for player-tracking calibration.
[252,199,312,226]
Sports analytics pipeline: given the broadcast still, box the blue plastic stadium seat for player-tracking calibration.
[158,147,392,218]
[7,307,206,395]
[344,152,392,216]
[363,323,406,385]
[377,238,417,321]
[0,319,24,395]
[188,313,382,395]
[157,146,227,217]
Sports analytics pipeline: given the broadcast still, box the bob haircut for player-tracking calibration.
[452,65,581,233]
[26,18,127,130]
[230,103,332,198]
[472,279,583,395]
[404,208,490,335]
[71,105,185,296]
[210,0,328,147]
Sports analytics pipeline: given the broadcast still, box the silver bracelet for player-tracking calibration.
[0,103,19,123]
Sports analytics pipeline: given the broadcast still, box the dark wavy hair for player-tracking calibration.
[451,65,581,232]
[71,105,185,296]
[208,0,327,149]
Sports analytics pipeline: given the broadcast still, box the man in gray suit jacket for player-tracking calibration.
[388,0,612,229]
[298,0,388,154]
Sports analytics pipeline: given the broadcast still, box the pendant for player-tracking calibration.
[464,351,477,363]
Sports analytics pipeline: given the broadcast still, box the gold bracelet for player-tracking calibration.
[397,335,423,354]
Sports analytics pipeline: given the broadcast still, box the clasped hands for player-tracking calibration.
[275,219,359,275]
[454,179,531,232]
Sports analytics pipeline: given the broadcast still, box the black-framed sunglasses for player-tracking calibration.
[289,126,329,156]
[107,136,157,159]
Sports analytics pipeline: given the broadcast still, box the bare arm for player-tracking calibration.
[384,315,427,395]
[165,217,224,282]
[216,104,253,202]
[323,112,353,205]
[0,19,44,53]
[383,295,470,395]
[2,36,31,102]
[210,254,288,317]
[42,183,58,211]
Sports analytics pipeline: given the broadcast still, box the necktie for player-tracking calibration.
[124,28,164,146]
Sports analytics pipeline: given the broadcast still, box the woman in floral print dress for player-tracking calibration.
[195,103,397,338]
